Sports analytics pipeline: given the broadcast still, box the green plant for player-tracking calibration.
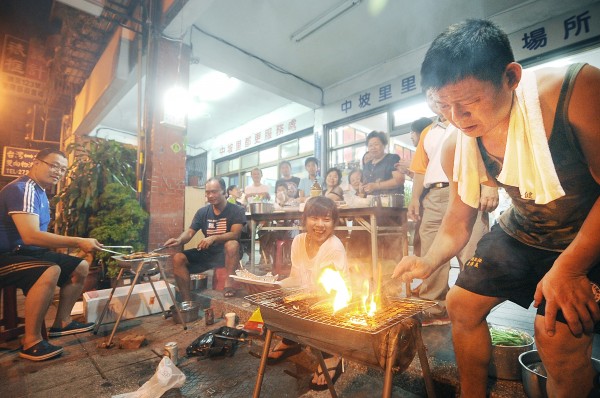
[88,183,148,277]
[53,139,137,238]
[52,138,146,278]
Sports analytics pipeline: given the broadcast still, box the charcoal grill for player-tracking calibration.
[92,254,184,348]
[246,288,438,398]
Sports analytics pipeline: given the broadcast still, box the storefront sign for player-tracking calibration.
[322,71,421,123]
[510,4,600,62]
[2,146,38,178]
[1,34,48,101]
[213,111,313,159]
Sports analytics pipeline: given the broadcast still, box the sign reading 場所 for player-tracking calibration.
[2,146,38,177]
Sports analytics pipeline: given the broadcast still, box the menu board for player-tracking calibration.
[2,146,38,177]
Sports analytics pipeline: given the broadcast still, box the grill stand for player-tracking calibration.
[252,319,436,398]
[92,258,185,348]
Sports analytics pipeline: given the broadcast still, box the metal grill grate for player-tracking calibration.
[245,288,436,335]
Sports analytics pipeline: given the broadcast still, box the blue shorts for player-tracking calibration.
[455,224,600,328]
[0,250,82,295]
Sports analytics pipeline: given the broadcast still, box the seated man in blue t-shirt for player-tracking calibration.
[0,148,103,361]
[164,177,246,299]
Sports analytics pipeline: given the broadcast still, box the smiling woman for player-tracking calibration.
[268,196,348,390]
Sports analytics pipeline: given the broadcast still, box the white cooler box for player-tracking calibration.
[83,281,175,324]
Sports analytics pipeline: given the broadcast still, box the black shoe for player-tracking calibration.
[19,340,63,361]
[48,321,95,337]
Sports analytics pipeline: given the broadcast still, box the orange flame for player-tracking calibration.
[318,268,351,313]
[361,280,377,317]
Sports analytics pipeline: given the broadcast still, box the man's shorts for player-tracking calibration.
[182,248,226,274]
[455,224,600,327]
[0,250,82,295]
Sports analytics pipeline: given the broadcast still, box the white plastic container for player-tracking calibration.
[83,281,175,323]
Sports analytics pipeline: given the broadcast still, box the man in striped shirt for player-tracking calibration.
[165,177,246,300]
[0,148,103,361]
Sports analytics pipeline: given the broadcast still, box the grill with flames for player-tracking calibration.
[247,287,438,398]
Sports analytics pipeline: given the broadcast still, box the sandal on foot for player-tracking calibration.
[266,343,302,365]
[309,359,343,391]
[223,288,236,298]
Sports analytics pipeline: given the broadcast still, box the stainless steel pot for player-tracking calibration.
[190,274,207,291]
[249,202,274,214]
[170,301,201,324]
[519,350,600,398]
[377,194,405,208]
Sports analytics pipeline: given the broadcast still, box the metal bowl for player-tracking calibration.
[249,202,274,214]
[488,325,534,380]
[170,301,201,324]
[519,350,600,398]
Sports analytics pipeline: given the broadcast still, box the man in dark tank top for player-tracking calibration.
[393,19,600,397]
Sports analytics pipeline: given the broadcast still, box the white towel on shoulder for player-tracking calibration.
[453,69,565,208]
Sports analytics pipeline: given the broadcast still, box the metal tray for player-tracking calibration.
[111,254,169,271]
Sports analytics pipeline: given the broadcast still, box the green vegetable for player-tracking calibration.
[489,326,532,346]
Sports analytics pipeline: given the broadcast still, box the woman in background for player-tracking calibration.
[362,131,404,195]
[323,167,344,202]
[267,197,347,390]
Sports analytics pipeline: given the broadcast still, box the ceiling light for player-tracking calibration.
[291,0,362,42]
[55,0,104,17]
[189,71,239,101]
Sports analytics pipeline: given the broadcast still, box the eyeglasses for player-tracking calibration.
[38,158,68,174]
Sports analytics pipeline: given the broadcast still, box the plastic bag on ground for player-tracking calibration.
[112,356,186,398]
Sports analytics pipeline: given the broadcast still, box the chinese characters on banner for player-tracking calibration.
[219,118,298,156]
[511,5,599,62]
[324,71,421,123]
[1,35,48,101]
[2,147,39,178]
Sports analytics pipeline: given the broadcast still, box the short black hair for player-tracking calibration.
[347,168,362,184]
[366,131,388,146]
[410,117,433,134]
[305,156,319,167]
[227,185,237,195]
[302,196,338,227]
[35,148,66,160]
[206,177,226,194]
[275,180,288,192]
[324,167,342,187]
[421,19,515,91]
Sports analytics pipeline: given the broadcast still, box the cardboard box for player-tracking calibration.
[84,281,175,324]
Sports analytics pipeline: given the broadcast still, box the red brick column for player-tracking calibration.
[144,38,190,250]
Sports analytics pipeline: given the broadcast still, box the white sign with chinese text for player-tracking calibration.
[322,71,422,124]
[510,4,600,62]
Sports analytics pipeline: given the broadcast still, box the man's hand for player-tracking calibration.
[78,238,103,253]
[392,255,436,282]
[533,266,600,337]
[197,236,217,251]
[164,237,181,248]
[407,200,421,221]
[479,185,499,212]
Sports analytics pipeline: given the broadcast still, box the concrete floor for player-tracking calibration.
[0,273,539,398]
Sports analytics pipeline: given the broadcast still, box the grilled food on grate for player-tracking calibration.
[122,252,163,260]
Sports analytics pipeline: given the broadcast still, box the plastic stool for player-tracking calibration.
[273,239,293,277]
[212,267,229,291]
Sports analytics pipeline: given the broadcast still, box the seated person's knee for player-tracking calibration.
[224,240,240,256]
[74,260,90,279]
